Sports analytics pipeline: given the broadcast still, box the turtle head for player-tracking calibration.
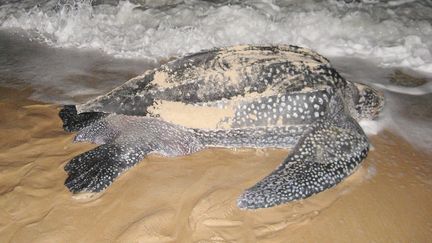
[350,83,384,120]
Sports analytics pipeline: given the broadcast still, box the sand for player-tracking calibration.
[1,86,432,242]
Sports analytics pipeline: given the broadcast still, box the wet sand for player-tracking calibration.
[0,86,431,242]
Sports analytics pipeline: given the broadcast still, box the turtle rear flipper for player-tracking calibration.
[64,144,148,194]
[237,109,369,209]
[64,115,204,195]
[59,105,107,132]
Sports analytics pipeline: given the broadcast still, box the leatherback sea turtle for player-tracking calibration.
[59,45,384,209]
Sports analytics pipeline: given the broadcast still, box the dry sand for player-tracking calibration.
[0,86,431,242]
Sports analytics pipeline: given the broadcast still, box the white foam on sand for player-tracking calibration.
[359,119,383,136]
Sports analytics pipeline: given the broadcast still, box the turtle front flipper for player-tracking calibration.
[64,144,149,194]
[237,110,369,209]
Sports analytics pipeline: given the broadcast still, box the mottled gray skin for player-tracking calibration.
[60,45,384,209]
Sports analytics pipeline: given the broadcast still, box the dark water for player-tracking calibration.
[0,29,155,103]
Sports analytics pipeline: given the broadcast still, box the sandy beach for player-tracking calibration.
[0,86,431,242]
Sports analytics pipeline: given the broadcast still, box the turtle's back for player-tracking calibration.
[152,45,339,102]
[77,45,346,130]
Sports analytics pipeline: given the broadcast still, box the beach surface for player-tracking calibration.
[1,86,431,242]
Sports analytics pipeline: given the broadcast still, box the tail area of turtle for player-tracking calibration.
[59,105,106,132]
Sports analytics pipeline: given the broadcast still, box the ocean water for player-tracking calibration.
[0,0,431,149]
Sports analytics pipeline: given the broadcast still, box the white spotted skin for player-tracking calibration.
[237,95,370,209]
[229,88,332,129]
[62,45,384,209]
[75,115,203,156]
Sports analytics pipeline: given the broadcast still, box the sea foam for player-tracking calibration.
[0,0,431,74]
